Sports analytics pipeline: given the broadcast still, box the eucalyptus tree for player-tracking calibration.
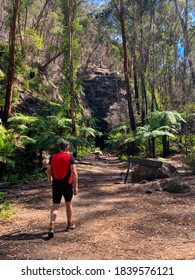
[3,0,20,125]
[173,0,195,89]
[109,0,136,132]
[60,0,88,159]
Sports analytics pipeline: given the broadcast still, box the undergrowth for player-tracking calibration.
[0,192,15,220]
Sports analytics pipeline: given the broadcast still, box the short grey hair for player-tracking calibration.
[59,140,70,151]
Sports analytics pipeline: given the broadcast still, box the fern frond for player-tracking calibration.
[78,127,97,137]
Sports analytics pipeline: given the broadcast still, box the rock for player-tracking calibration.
[131,165,158,183]
[145,189,153,194]
[161,179,191,193]
[78,67,127,135]
[131,161,180,183]
[158,162,180,178]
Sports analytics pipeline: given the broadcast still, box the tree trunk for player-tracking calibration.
[173,0,195,86]
[39,149,43,168]
[119,0,136,132]
[39,51,63,71]
[3,0,19,125]
[151,6,155,112]
[67,0,76,137]
[151,137,155,158]
[34,0,49,32]
[132,2,140,115]
[139,20,148,125]
[162,135,169,157]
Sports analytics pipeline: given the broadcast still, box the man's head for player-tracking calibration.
[59,140,70,151]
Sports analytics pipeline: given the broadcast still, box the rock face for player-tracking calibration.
[80,67,128,132]
[15,93,49,116]
[14,67,127,131]
[131,162,180,183]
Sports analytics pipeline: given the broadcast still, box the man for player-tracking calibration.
[47,140,78,238]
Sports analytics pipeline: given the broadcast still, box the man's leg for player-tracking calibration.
[65,201,73,226]
[64,184,74,230]
[48,203,60,238]
[50,203,60,226]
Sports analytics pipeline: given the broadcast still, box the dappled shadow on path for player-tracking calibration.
[0,230,48,241]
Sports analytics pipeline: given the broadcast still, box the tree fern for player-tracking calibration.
[78,127,97,138]
[146,110,185,131]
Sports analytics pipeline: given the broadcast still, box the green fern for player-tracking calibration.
[78,127,97,138]
[146,110,185,131]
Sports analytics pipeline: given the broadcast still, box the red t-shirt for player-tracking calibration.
[51,152,75,183]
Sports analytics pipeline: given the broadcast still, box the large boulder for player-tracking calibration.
[131,162,180,183]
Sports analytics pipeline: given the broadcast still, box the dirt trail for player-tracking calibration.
[0,155,195,260]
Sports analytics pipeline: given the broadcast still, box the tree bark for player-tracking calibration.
[34,0,50,32]
[119,0,136,132]
[139,19,148,125]
[151,137,155,158]
[173,0,195,86]
[39,51,63,71]
[3,0,19,125]
[132,2,140,115]
[67,0,76,137]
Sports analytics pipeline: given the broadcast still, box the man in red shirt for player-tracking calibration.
[47,140,78,238]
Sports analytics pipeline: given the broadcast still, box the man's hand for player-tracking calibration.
[73,186,78,195]
[48,178,53,186]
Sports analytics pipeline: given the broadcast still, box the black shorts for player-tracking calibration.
[52,178,73,203]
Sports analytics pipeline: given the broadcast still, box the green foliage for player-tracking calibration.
[2,112,98,179]
[24,29,42,50]
[0,126,16,168]
[78,126,97,138]
[0,192,14,220]
[145,111,185,131]
[186,149,195,175]
[0,69,5,78]
[105,122,130,151]
[47,116,72,133]
[8,114,67,151]
[0,200,14,219]
[135,125,176,141]
[106,111,186,156]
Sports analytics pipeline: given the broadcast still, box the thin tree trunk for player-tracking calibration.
[173,0,195,86]
[151,6,155,112]
[24,6,28,31]
[162,135,168,157]
[67,0,76,137]
[119,0,136,132]
[39,51,63,71]
[84,38,104,71]
[34,0,49,32]
[139,20,148,124]
[151,137,155,158]
[3,0,19,125]
[132,2,140,115]
[18,11,24,53]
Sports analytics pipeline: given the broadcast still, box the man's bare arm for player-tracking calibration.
[71,164,78,195]
[47,165,52,185]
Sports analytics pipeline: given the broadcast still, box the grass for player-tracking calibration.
[0,192,15,220]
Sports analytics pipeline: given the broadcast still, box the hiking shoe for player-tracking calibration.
[65,223,75,231]
[48,228,54,238]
